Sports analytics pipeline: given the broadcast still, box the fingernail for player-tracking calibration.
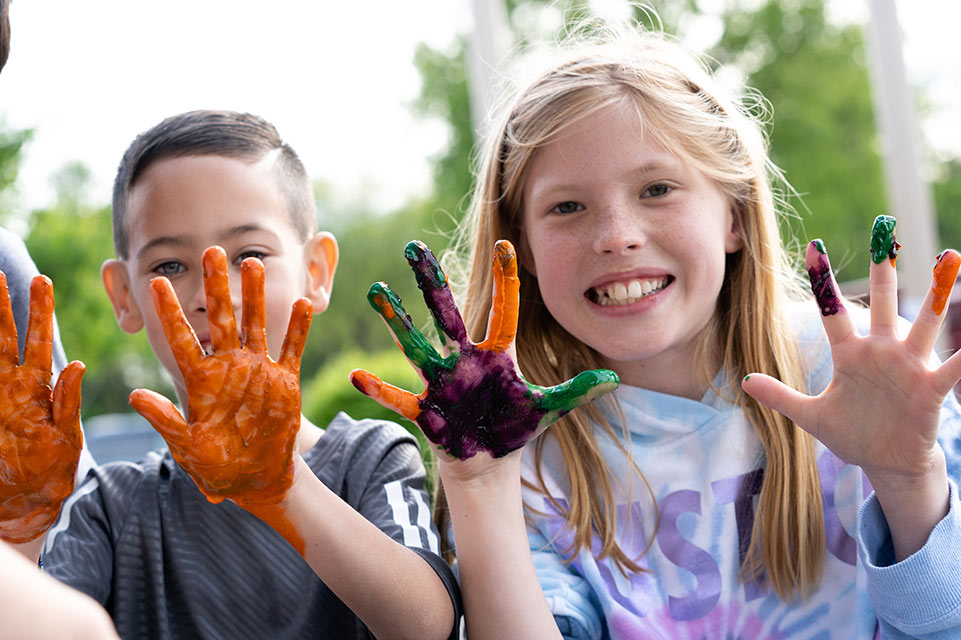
[870,215,900,266]
[932,249,961,315]
[743,375,751,381]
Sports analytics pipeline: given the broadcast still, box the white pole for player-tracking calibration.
[467,0,509,142]
[865,0,940,309]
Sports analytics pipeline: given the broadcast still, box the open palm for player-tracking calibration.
[0,273,84,543]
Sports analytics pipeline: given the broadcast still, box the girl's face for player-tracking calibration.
[520,102,742,397]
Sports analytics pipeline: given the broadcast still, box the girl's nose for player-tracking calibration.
[592,206,645,255]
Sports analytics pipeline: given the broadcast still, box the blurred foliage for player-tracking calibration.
[22,166,172,417]
[0,0,959,434]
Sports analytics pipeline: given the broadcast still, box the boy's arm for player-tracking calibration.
[281,453,456,640]
[129,247,457,640]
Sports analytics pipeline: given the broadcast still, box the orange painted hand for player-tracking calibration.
[0,273,84,543]
[128,247,312,513]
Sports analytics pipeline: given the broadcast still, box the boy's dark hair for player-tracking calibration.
[111,110,315,259]
[1,0,10,72]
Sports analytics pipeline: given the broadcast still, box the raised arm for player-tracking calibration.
[351,240,619,640]
[0,273,84,559]
[743,216,961,560]
[128,246,455,640]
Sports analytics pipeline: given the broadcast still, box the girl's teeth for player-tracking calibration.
[594,277,668,306]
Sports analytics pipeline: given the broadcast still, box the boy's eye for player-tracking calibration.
[550,201,584,215]
[153,261,185,277]
[235,250,268,265]
[644,183,672,198]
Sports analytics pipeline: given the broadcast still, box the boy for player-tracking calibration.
[39,110,460,639]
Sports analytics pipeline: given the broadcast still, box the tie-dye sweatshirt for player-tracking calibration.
[521,308,961,639]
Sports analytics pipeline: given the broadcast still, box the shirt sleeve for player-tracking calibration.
[857,391,961,638]
[40,473,120,605]
[528,527,604,640]
[343,418,463,640]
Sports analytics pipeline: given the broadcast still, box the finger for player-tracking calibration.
[478,240,520,353]
[0,272,18,368]
[806,240,856,346]
[150,277,204,374]
[202,246,240,352]
[366,282,445,375]
[934,348,961,398]
[741,373,816,434]
[905,250,961,358]
[129,388,189,448]
[23,275,54,373]
[535,368,620,428]
[869,215,901,336]
[52,360,85,450]
[349,369,422,421]
[404,241,468,346]
[241,258,268,355]
[279,298,313,371]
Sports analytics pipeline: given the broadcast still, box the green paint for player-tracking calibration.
[743,375,751,381]
[404,241,447,288]
[813,239,826,255]
[366,282,455,376]
[870,215,898,264]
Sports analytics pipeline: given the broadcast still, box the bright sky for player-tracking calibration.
[0,0,958,227]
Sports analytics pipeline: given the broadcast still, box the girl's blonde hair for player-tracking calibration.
[450,25,825,601]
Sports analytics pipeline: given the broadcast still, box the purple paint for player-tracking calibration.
[806,239,842,316]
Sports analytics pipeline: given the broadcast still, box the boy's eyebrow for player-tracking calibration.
[135,224,276,260]
[136,235,192,260]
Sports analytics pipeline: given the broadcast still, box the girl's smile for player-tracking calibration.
[521,101,742,397]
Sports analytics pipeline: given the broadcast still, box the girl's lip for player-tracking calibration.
[586,269,672,291]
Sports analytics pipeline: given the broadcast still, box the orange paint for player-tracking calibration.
[932,250,961,315]
[131,247,310,543]
[0,275,84,543]
[477,240,520,353]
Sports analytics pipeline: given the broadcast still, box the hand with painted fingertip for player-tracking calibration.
[128,247,311,527]
[349,239,619,462]
[743,216,961,552]
[0,273,85,544]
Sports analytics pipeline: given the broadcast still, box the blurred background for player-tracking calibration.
[0,0,959,462]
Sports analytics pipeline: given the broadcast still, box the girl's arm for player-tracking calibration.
[743,219,961,561]
[128,246,456,640]
[351,240,618,639]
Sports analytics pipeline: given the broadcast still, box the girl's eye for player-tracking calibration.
[644,183,672,198]
[550,201,584,215]
[153,261,185,277]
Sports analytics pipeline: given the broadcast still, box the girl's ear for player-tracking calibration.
[725,205,745,253]
[303,232,339,313]
[101,259,145,334]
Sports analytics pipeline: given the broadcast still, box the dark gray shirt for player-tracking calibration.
[42,413,461,639]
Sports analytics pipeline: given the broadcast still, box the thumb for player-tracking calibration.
[52,360,86,450]
[741,373,814,430]
[129,389,189,449]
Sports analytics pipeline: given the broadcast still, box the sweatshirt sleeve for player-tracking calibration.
[857,391,961,638]
[528,527,604,640]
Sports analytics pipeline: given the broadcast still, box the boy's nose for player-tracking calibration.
[592,206,645,255]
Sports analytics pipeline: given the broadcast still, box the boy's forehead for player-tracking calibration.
[125,154,296,256]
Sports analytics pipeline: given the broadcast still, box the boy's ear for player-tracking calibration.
[101,259,145,334]
[303,232,339,313]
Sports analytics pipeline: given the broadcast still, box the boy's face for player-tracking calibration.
[102,154,337,400]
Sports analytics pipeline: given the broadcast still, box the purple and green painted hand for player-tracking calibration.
[350,240,619,460]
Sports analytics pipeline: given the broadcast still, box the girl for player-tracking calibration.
[352,25,961,639]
